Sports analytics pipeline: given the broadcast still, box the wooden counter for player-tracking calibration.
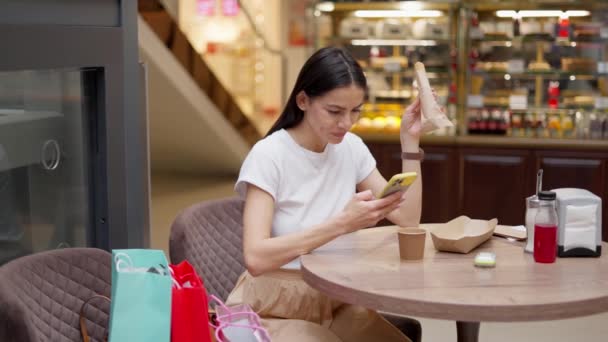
[358,133,608,151]
[361,133,608,241]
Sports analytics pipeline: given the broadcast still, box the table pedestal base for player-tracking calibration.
[456,321,480,342]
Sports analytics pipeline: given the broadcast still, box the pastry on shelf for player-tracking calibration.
[481,31,510,41]
[371,89,412,99]
[528,61,552,72]
[561,58,596,72]
[563,96,594,107]
[483,96,509,107]
[384,116,401,133]
[476,61,508,72]
[371,116,388,131]
[351,117,373,133]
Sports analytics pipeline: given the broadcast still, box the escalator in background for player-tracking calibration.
[139,2,261,145]
[138,0,271,175]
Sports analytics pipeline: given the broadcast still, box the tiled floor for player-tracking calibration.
[150,172,237,255]
[150,174,608,341]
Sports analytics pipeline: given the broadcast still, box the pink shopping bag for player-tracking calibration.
[209,295,271,342]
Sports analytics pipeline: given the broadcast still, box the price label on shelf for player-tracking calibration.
[467,95,484,108]
[507,59,525,74]
[597,62,608,74]
[383,61,402,73]
[595,97,608,109]
[509,95,528,110]
[601,27,608,39]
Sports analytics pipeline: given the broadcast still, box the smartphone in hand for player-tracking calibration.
[377,172,418,199]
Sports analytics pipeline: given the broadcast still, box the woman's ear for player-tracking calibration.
[296,91,309,111]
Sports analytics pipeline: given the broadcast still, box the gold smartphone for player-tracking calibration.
[377,172,418,199]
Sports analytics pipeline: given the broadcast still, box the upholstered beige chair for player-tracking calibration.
[0,248,111,342]
[170,196,422,342]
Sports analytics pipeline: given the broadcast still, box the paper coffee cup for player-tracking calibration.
[398,228,426,260]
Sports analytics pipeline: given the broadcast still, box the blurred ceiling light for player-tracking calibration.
[316,2,335,12]
[496,10,590,18]
[354,10,443,18]
[351,39,437,46]
[564,10,592,17]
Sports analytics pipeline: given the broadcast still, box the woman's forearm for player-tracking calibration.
[244,217,346,276]
[395,134,423,227]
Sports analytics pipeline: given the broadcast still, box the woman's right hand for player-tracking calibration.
[336,190,404,234]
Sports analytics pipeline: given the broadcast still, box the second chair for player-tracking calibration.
[169,196,422,342]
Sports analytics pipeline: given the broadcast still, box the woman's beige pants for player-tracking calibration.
[226,270,411,342]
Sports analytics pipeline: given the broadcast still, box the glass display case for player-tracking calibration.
[311,1,608,141]
[463,0,608,140]
[313,1,460,136]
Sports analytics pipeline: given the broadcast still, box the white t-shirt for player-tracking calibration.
[235,129,376,269]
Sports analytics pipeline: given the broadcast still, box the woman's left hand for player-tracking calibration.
[400,97,422,139]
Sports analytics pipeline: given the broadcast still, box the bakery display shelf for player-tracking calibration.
[508,107,600,113]
[472,70,608,80]
[472,103,598,110]
[370,89,413,99]
[327,1,457,12]
[356,133,608,150]
[473,35,608,44]
[471,37,513,43]
[364,67,450,78]
[330,37,452,47]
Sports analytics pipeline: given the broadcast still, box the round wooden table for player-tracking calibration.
[301,225,608,342]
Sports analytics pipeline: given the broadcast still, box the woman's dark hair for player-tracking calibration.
[266,46,367,137]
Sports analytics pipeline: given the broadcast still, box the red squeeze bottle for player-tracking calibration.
[534,191,558,263]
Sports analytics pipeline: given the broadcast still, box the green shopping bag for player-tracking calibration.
[108,249,172,342]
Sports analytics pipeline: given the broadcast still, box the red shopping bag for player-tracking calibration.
[169,261,212,342]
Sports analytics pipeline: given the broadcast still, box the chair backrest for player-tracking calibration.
[169,196,245,301]
[0,248,111,342]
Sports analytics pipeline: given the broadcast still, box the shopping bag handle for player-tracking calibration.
[209,295,263,320]
[80,294,111,342]
[208,295,271,342]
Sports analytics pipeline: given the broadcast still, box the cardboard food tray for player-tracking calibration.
[493,225,527,241]
[430,216,498,254]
